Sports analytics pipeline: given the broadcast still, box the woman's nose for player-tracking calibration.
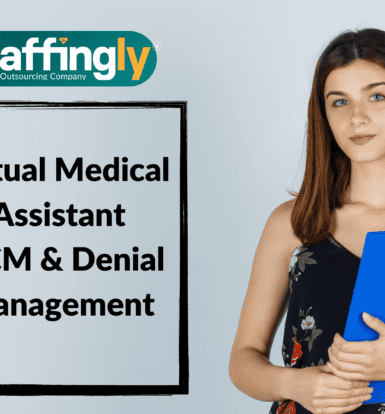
[350,103,370,126]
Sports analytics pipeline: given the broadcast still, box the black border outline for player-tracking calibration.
[0,100,188,396]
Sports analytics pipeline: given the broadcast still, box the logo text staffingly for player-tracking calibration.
[0,32,157,86]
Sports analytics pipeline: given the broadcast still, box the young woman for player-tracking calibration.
[229,28,385,414]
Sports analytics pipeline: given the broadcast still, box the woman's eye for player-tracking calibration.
[332,99,346,107]
[331,93,385,107]
[371,93,385,102]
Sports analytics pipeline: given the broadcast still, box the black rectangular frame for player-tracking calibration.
[0,101,188,396]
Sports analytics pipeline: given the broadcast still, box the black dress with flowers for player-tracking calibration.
[268,234,385,414]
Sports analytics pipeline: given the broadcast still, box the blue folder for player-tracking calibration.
[343,231,385,404]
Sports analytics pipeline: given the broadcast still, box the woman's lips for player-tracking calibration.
[350,134,376,144]
[350,135,374,139]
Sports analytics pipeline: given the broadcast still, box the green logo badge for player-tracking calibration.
[0,31,157,86]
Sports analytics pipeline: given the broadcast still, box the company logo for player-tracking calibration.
[0,31,157,86]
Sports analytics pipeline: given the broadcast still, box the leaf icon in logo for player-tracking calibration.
[59,38,68,44]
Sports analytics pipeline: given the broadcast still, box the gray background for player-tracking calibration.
[0,0,381,412]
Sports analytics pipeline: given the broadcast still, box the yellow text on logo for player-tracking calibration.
[118,38,150,81]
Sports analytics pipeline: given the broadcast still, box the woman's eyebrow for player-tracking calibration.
[325,82,385,99]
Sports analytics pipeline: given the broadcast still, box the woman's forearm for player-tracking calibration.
[229,347,297,402]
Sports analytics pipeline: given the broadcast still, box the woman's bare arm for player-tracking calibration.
[229,200,299,402]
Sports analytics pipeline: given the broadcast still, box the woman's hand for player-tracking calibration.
[290,365,372,413]
[320,312,385,382]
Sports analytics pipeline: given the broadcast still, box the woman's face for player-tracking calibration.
[324,59,385,162]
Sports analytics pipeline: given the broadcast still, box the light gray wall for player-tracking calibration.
[0,0,380,412]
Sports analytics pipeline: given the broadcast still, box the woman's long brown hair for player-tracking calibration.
[288,28,385,247]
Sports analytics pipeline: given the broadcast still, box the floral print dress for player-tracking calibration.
[268,234,385,414]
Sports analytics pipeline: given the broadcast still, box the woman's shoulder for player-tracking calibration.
[272,198,302,257]
[271,198,296,221]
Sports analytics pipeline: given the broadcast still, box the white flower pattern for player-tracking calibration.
[301,315,315,330]
[289,244,317,293]
[289,247,300,272]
